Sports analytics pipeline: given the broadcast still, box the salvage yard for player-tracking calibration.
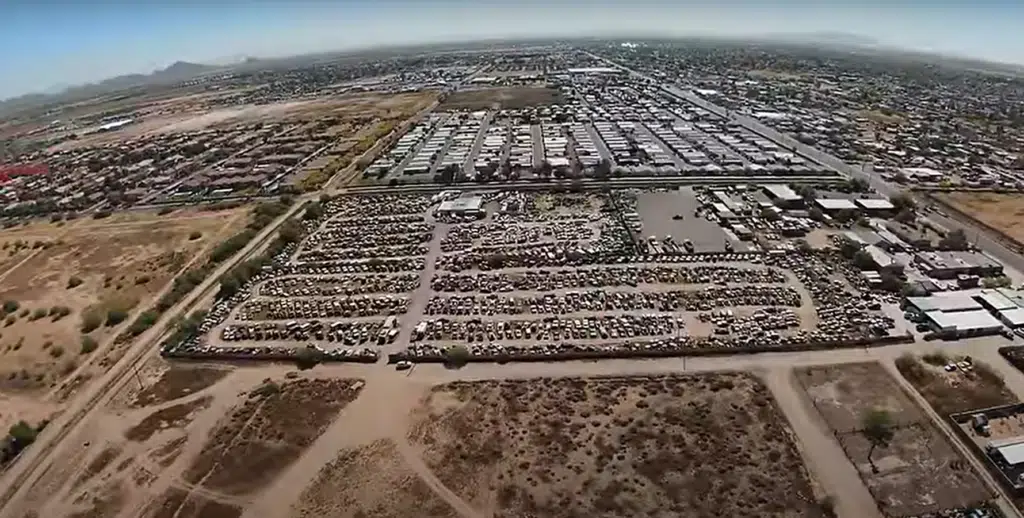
[438,87,563,111]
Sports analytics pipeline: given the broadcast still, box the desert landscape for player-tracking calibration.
[5,366,836,518]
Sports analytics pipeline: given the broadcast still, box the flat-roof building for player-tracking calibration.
[814,198,858,213]
[914,251,1004,279]
[761,184,804,208]
[436,196,484,217]
[856,198,896,214]
[926,309,1004,337]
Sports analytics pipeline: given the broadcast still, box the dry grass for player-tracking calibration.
[124,396,212,442]
[132,366,231,407]
[936,192,1024,245]
[292,439,460,518]
[798,362,990,517]
[406,374,823,518]
[896,353,1018,416]
[182,378,363,496]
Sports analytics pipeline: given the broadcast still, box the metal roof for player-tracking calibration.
[996,442,1024,466]
[1000,308,1024,328]
[907,294,982,313]
[815,198,858,210]
[928,309,1004,332]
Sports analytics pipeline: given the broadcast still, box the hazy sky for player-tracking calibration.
[1,0,1023,99]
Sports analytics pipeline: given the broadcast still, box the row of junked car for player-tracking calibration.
[412,314,682,342]
[220,319,400,345]
[237,296,409,320]
[699,307,802,334]
[258,273,421,298]
[430,265,787,293]
[440,220,597,252]
[423,286,802,316]
[280,257,426,275]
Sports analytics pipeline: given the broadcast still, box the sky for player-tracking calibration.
[1,0,1023,99]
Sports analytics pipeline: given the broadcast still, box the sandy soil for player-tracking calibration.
[300,373,826,518]
[797,362,990,517]
[439,87,562,111]
[936,192,1024,245]
[0,207,247,431]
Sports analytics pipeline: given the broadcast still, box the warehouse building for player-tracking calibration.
[856,198,896,215]
[436,196,484,218]
[914,251,1004,279]
[761,184,804,209]
[814,198,858,213]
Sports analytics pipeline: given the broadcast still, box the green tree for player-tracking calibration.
[444,345,471,367]
[852,249,875,270]
[861,408,895,474]
[939,228,969,250]
[760,207,781,222]
[890,193,916,213]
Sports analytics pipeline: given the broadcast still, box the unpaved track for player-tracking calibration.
[760,368,883,518]
[0,198,310,518]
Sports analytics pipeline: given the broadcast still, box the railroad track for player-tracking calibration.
[0,197,309,517]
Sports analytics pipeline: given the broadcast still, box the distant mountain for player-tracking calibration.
[0,61,225,117]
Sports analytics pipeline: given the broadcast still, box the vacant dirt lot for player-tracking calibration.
[439,87,563,111]
[181,377,364,496]
[896,353,1018,416]
[0,208,245,396]
[9,362,365,518]
[0,208,247,431]
[797,362,990,517]
[400,374,824,518]
[293,439,459,518]
[935,192,1024,245]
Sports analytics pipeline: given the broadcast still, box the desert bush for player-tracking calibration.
[2,300,18,314]
[48,346,64,358]
[80,336,98,354]
[66,277,83,289]
[81,312,102,333]
[922,351,949,366]
[444,345,471,367]
[105,309,128,327]
[188,231,202,240]
[30,309,46,321]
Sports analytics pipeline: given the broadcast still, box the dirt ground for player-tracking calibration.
[935,192,1024,245]
[47,92,437,152]
[375,373,822,518]
[797,362,990,517]
[12,360,364,518]
[439,87,563,111]
[0,207,247,430]
[896,353,1018,416]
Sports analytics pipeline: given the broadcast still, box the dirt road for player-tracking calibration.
[0,197,311,518]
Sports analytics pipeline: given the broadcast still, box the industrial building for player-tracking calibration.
[904,293,1003,337]
[855,198,896,215]
[914,251,1004,279]
[761,184,804,208]
[436,196,484,217]
[813,198,858,213]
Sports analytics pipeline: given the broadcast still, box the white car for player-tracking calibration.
[395,361,413,371]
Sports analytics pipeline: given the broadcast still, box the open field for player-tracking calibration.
[439,87,563,111]
[935,192,1024,245]
[797,363,991,517]
[399,373,825,518]
[47,91,437,152]
[0,207,247,429]
[5,360,364,518]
